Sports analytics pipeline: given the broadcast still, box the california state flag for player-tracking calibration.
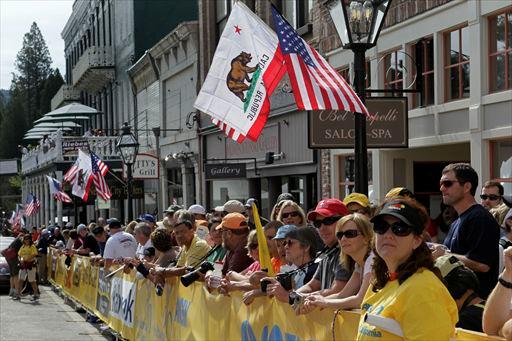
[194,2,286,142]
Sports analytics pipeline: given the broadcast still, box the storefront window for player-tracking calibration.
[383,49,405,96]
[491,140,512,195]
[337,154,372,198]
[210,179,249,208]
[167,168,183,206]
[444,25,470,101]
[488,8,512,92]
[411,37,434,108]
[281,176,306,208]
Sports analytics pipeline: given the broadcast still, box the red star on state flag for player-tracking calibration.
[234,25,242,34]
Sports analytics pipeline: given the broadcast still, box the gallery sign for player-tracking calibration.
[205,163,247,180]
[122,153,159,179]
[308,97,408,148]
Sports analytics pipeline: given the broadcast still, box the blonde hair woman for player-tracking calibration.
[303,213,374,311]
[277,200,306,228]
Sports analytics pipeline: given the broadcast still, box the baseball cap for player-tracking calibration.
[140,214,155,223]
[371,200,424,233]
[245,198,258,208]
[277,193,296,203]
[385,187,415,199]
[65,222,73,229]
[307,199,349,221]
[214,206,224,212]
[223,200,246,214]
[77,224,87,234]
[164,205,182,214]
[216,213,249,230]
[188,204,206,216]
[107,218,122,229]
[273,224,296,239]
[435,255,464,278]
[343,192,370,208]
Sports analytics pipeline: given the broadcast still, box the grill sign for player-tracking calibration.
[205,163,246,180]
[308,97,408,148]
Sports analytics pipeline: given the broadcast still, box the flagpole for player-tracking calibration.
[107,169,126,186]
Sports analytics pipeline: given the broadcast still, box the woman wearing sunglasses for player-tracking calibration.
[302,213,374,312]
[277,200,307,228]
[356,198,457,340]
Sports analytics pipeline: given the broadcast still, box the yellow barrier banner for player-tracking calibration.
[48,249,505,341]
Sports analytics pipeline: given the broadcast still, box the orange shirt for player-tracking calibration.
[271,257,283,273]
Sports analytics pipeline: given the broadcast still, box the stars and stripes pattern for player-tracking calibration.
[46,176,72,203]
[24,193,40,217]
[271,6,369,115]
[9,204,25,230]
[91,151,111,201]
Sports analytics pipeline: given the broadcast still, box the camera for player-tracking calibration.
[276,273,293,291]
[260,278,271,293]
[180,261,214,287]
[288,291,304,309]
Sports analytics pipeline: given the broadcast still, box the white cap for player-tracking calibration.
[77,224,87,234]
[188,204,206,216]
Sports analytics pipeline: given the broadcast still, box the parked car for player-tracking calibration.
[0,236,15,292]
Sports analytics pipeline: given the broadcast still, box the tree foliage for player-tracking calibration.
[0,22,57,158]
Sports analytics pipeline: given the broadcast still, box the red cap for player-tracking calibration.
[307,199,349,221]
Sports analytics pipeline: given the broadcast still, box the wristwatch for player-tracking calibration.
[498,275,512,289]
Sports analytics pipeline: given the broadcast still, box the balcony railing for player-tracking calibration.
[50,84,81,110]
[72,45,115,93]
[21,134,121,175]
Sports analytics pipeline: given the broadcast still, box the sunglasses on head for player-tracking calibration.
[336,229,360,239]
[480,194,500,201]
[373,220,414,237]
[313,216,341,228]
[282,211,300,219]
[440,180,462,188]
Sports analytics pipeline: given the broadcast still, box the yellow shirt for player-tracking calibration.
[357,268,458,341]
[176,234,211,268]
[18,245,38,262]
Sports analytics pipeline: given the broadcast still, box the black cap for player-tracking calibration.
[164,205,182,214]
[143,247,156,257]
[107,218,122,229]
[371,200,424,234]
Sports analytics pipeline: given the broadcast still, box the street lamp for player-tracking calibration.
[327,0,391,195]
[116,122,139,221]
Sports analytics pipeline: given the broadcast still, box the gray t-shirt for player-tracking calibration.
[313,245,351,290]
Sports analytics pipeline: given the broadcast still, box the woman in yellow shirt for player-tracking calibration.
[357,198,458,340]
[14,234,40,301]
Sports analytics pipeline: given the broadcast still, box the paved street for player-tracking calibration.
[0,286,109,341]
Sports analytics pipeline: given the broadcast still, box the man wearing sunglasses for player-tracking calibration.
[436,163,500,299]
[294,199,351,299]
[481,181,508,226]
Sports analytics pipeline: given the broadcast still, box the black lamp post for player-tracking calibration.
[116,122,139,222]
[327,0,391,195]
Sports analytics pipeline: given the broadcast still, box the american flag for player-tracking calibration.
[24,193,40,217]
[9,204,25,230]
[271,6,368,115]
[91,152,111,201]
[46,175,73,203]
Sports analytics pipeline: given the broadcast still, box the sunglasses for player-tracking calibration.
[281,211,300,219]
[313,216,341,228]
[480,194,500,201]
[248,243,258,250]
[373,220,414,237]
[283,239,297,247]
[336,229,360,239]
[440,180,462,188]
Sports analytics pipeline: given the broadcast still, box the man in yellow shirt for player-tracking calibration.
[152,210,211,279]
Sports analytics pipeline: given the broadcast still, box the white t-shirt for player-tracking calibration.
[354,251,375,280]
[103,231,137,260]
[136,238,154,259]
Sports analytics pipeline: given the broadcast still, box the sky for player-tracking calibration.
[0,0,73,89]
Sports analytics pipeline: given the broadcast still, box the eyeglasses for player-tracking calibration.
[440,180,462,188]
[480,194,500,201]
[336,229,360,239]
[281,211,300,219]
[373,220,414,237]
[313,216,341,228]
[283,239,297,247]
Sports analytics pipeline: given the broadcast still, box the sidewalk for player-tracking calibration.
[0,286,109,341]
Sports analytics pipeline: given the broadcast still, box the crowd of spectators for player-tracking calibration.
[3,162,511,339]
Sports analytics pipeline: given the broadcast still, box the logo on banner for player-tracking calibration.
[110,277,136,327]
